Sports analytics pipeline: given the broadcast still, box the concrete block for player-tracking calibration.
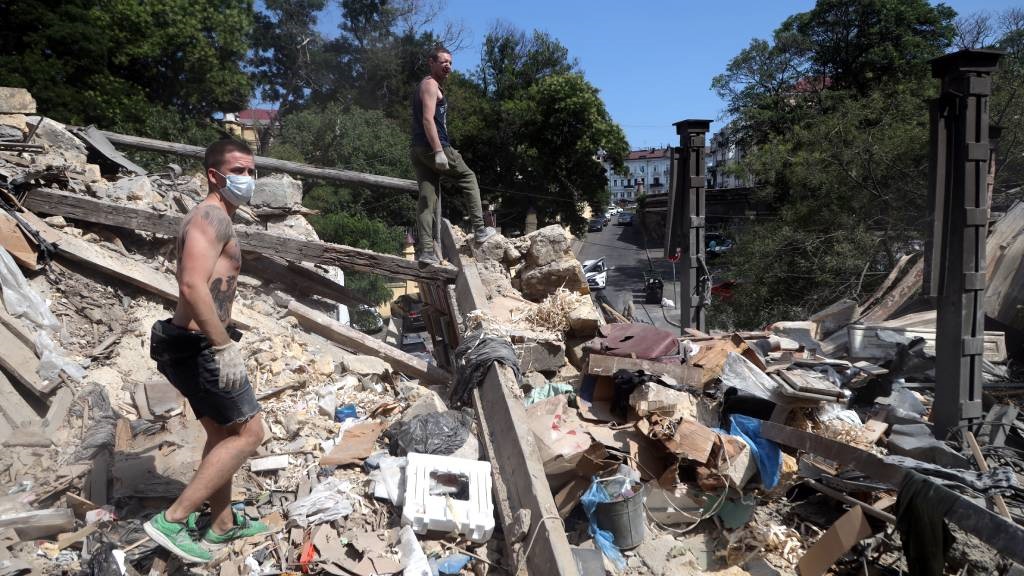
[0,87,36,113]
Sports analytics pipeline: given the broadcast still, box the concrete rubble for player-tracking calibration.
[0,86,1023,576]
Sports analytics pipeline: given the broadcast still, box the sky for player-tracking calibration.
[318,0,1019,149]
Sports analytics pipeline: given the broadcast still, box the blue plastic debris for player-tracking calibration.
[729,414,781,489]
[581,478,626,570]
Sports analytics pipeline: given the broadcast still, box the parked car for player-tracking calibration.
[587,218,605,232]
[617,212,634,226]
[349,304,385,334]
[582,257,608,289]
[705,232,735,257]
[400,332,434,365]
[390,294,426,333]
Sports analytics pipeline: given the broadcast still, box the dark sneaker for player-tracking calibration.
[474,226,496,243]
[202,510,271,548]
[417,252,440,267]
[143,512,212,563]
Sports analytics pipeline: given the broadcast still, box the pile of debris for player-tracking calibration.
[458,210,1024,573]
[0,87,524,576]
[2,79,1024,576]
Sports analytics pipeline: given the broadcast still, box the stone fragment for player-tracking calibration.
[115,176,154,202]
[514,339,566,373]
[43,216,67,228]
[343,355,391,376]
[252,173,302,208]
[567,298,601,337]
[401,389,447,422]
[271,290,294,308]
[518,259,586,302]
[314,355,336,376]
[0,87,37,113]
[0,114,27,132]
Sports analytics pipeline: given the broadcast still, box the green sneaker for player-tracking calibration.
[143,512,212,563]
[202,510,270,547]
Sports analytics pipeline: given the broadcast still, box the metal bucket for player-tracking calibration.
[595,483,646,550]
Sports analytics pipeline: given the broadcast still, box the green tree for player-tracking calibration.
[710,0,955,329]
[448,24,626,235]
[271,103,415,304]
[249,0,328,120]
[0,0,252,141]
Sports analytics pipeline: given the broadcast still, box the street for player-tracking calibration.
[576,218,684,333]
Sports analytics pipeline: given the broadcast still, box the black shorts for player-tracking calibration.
[149,319,261,426]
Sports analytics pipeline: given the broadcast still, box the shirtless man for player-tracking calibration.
[146,139,267,563]
[410,44,494,265]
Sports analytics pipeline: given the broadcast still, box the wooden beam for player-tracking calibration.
[439,221,580,576]
[0,323,55,397]
[245,254,373,308]
[19,211,260,331]
[287,300,451,388]
[0,368,41,430]
[23,187,456,283]
[89,129,418,193]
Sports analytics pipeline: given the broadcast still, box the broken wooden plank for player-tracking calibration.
[857,253,916,319]
[90,128,419,193]
[858,257,923,324]
[23,187,455,283]
[0,508,74,540]
[0,368,39,430]
[0,323,54,396]
[441,220,580,576]
[985,200,1024,331]
[43,387,72,436]
[585,354,703,389]
[287,301,451,388]
[964,431,1012,520]
[245,254,372,308]
[797,506,873,576]
[249,455,290,473]
[19,211,259,331]
[0,304,35,353]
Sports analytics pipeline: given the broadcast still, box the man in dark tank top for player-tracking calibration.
[410,45,494,265]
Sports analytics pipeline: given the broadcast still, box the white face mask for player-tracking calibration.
[214,169,256,206]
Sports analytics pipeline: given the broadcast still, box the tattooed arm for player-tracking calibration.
[177,205,234,346]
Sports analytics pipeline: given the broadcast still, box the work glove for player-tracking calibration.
[433,150,450,171]
[210,341,247,391]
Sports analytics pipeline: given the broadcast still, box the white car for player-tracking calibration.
[582,257,608,289]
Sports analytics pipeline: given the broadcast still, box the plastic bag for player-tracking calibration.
[397,526,431,576]
[581,478,626,571]
[524,382,576,407]
[729,414,781,490]
[0,248,58,331]
[385,410,472,457]
[286,478,353,526]
[36,331,85,382]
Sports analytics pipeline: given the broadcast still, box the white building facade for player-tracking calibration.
[603,147,672,204]
[706,124,750,189]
